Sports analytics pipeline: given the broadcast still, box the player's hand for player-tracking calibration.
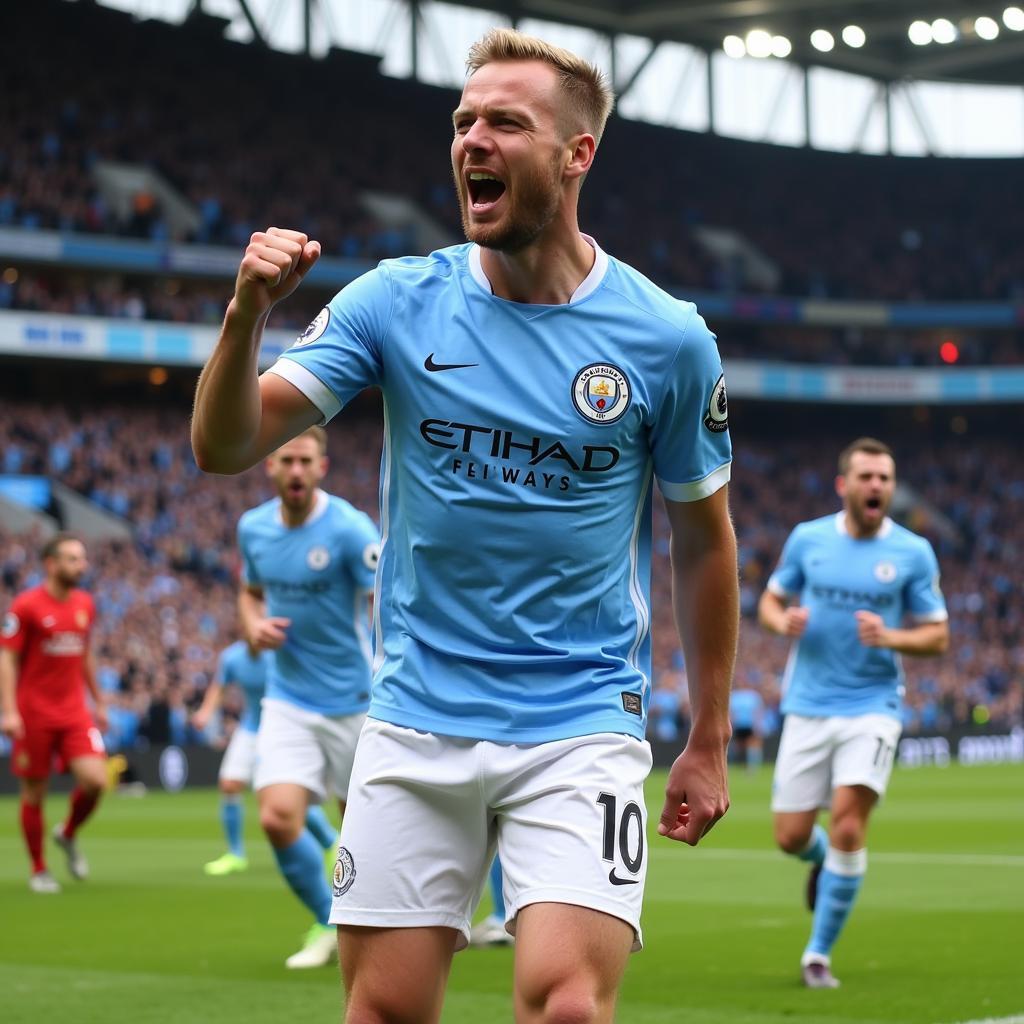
[855,610,889,648]
[250,616,291,650]
[782,606,810,638]
[192,709,211,733]
[232,228,321,320]
[657,738,730,846]
[1,708,24,740]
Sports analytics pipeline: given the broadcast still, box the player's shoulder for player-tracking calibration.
[791,513,838,541]
[9,584,45,613]
[238,498,280,534]
[221,639,247,663]
[376,243,472,289]
[602,253,706,339]
[322,493,378,534]
[883,519,938,558]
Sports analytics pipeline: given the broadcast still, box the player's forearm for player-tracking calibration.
[883,622,950,656]
[0,651,18,713]
[237,590,266,645]
[191,301,270,474]
[671,533,739,747]
[757,590,789,636]
[197,681,223,717]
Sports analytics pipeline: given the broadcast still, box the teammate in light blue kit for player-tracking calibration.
[759,437,949,989]
[237,426,379,969]
[193,29,739,1022]
[192,639,339,877]
[728,681,765,773]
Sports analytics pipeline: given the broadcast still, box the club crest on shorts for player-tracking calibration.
[874,560,898,583]
[333,846,356,897]
[307,545,331,571]
[571,363,631,425]
[294,307,330,347]
[703,374,729,433]
[1,612,18,639]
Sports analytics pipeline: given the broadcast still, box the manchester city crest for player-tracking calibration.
[306,545,331,571]
[294,307,330,347]
[571,363,631,425]
[333,846,357,897]
[874,560,898,584]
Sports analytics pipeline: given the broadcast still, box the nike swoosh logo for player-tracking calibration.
[424,353,478,372]
[608,869,639,886]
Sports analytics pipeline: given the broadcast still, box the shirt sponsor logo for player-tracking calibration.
[571,363,631,425]
[41,632,87,656]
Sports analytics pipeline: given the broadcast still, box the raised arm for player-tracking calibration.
[657,486,738,846]
[191,228,323,474]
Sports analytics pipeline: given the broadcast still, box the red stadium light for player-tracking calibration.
[939,340,960,364]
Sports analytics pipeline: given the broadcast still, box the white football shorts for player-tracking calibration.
[254,698,366,801]
[329,718,653,951]
[772,712,903,812]
[218,725,258,784]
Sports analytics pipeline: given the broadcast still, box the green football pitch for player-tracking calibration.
[1,762,1021,1024]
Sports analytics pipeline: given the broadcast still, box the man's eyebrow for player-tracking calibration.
[452,105,529,124]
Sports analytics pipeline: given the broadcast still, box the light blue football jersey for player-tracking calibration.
[729,688,764,730]
[268,238,732,742]
[237,490,379,716]
[217,640,272,733]
[768,512,947,720]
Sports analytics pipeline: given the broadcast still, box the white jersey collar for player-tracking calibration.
[835,511,893,539]
[468,234,608,305]
[277,487,328,528]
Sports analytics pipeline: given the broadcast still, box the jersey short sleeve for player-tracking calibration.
[237,518,260,588]
[768,525,807,598]
[345,513,381,594]
[215,646,234,685]
[905,540,948,623]
[0,594,30,655]
[266,266,392,422]
[650,310,732,502]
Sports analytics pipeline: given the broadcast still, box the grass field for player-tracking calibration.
[1,762,1022,1024]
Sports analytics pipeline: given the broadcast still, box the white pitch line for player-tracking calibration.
[936,1015,1024,1024]
[648,847,1024,868]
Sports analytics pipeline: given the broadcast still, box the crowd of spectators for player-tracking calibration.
[1,397,1020,756]
[5,0,1024,306]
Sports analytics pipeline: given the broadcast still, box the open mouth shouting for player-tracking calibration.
[466,170,507,215]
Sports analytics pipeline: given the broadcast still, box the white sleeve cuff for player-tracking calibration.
[911,609,949,623]
[766,577,793,598]
[265,357,342,423]
[657,461,731,503]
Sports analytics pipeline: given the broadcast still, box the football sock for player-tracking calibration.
[804,846,867,963]
[64,787,100,839]
[489,855,506,920]
[304,805,337,850]
[797,823,827,865]
[221,795,244,857]
[21,801,45,873]
[746,746,763,772]
[273,831,333,927]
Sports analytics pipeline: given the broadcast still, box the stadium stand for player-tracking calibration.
[0,0,1020,756]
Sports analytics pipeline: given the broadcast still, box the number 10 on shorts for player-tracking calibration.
[597,793,644,882]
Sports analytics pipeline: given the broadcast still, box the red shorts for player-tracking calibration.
[11,714,106,779]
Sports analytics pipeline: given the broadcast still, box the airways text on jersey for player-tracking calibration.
[420,418,620,494]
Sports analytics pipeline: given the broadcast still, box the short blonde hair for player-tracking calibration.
[466,28,614,146]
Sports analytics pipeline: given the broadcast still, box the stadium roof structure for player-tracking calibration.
[425,0,1024,85]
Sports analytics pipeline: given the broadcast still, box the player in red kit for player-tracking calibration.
[0,533,108,893]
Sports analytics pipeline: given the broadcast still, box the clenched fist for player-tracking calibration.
[233,227,321,320]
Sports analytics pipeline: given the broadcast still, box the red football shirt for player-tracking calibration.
[1,585,95,727]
